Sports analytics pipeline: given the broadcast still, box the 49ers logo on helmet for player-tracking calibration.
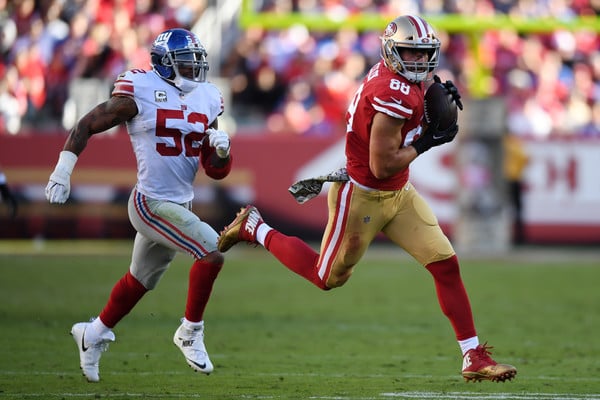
[384,22,397,37]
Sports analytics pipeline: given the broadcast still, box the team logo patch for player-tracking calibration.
[154,90,167,102]
[384,22,397,37]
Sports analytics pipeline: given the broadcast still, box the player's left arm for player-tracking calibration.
[201,118,232,180]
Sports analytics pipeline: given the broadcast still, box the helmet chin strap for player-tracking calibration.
[165,51,202,94]
[401,70,428,83]
[173,76,199,93]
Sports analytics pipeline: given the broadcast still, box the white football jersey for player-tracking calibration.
[112,69,224,203]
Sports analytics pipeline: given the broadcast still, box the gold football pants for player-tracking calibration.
[318,181,455,288]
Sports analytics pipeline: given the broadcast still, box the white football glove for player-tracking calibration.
[206,128,230,158]
[45,151,78,204]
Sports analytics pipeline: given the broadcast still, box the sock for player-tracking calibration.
[182,317,204,329]
[99,271,148,328]
[85,316,112,344]
[459,336,480,355]
[256,223,272,246]
[185,258,223,323]
[425,255,477,340]
[264,230,328,290]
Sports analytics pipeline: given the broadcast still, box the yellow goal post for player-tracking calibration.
[239,0,600,97]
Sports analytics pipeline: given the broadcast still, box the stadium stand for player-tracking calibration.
[1,0,599,138]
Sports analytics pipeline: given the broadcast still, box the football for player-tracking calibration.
[424,82,458,130]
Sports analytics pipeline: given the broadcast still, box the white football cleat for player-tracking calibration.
[173,320,214,374]
[70,320,115,382]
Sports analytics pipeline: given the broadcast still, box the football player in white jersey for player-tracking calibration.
[46,28,231,382]
[217,16,517,382]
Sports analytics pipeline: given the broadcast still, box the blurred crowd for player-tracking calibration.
[1,0,600,138]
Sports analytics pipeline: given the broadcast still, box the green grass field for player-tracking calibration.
[0,240,599,399]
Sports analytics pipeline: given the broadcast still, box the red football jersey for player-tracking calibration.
[345,60,425,191]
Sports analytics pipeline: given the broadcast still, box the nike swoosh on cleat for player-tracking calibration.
[188,359,207,369]
[81,329,89,352]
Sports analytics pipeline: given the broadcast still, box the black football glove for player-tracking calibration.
[411,121,459,155]
[433,75,463,110]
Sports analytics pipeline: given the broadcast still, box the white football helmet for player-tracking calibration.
[380,15,441,82]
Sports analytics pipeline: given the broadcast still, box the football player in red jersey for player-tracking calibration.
[46,28,231,382]
[218,15,517,382]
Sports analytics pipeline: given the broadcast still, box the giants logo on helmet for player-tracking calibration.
[154,31,172,46]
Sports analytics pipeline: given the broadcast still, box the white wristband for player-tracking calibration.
[57,151,78,176]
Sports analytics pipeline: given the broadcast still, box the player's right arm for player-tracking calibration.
[45,95,138,204]
[369,112,419,180]
[64,95,138,155]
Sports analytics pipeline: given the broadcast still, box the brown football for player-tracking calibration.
[424,82,458,130]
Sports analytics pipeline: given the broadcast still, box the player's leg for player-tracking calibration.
[70,189,185,382]
[217,181,380,290]
[70,233,161,383]
[263,180,369,289]
[382,183,474,335]
[162,206,222,375]
[172,243,222,375]
[259,181,372,289]
[129,189,221,373]
[383,183,516,382]
[133,194,224,322]
[319,182,386,288]
[217,203,326,289]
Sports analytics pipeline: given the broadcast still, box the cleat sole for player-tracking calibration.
[463,370,516,383]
